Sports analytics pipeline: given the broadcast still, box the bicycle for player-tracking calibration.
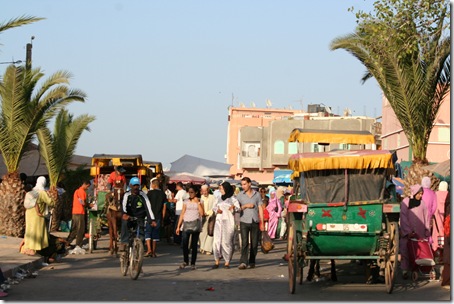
[120,216,145,280]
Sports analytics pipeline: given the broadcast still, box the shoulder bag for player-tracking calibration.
[183,219,201,233]
[207,214,216,237]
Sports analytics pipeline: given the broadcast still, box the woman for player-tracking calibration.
[211,182,240,269]
[176,186,204,270]
[266,188,282,239]
[432,181,449,252]
[399,184,430,279]
[21,176,56,256]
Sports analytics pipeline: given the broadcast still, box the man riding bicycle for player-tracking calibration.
[119,177,157,252]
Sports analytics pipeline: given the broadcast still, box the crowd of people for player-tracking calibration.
[8,169,449,298]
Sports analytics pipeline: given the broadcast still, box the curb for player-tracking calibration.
[3,256,45,281]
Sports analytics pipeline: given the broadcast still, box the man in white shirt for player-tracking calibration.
[170,182,188,245]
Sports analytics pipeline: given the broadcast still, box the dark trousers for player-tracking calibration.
[120,218,145,244]
[240,222,260,266]
[67,214,85,247]
[182,230,200,265]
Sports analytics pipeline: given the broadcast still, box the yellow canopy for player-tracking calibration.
[288,129,376,144]
[288,150,394,172]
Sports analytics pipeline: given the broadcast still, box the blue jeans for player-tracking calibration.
[120,218,145,244]
[145,219,161,241]
[182,230,200,265]
[239,222,260,266]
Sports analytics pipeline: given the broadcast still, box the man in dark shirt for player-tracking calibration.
[119,177,156,252]
[145,178,167,257]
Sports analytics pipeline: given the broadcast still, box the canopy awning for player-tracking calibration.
[288,150,395,172]
[288,129,375,145]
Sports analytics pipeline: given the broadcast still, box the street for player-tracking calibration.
[5,233,450,302]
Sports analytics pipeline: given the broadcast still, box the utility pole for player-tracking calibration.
[25,36,34,70]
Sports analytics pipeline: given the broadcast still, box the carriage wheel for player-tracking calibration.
[385,221,399,294]
[411,271,418,281]
[288,223,297,294]
[130,238,144,280]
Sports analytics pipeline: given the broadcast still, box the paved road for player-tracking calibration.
[5,233,450,301]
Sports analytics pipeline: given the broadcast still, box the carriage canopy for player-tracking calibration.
[289,150,395,204]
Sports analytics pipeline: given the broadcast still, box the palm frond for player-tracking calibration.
[0,15,44,32]
[37,109,95,186]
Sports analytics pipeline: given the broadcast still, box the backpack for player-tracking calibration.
[24,190,39,209]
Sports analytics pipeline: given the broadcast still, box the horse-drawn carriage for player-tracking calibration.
[285,129,400,294]
[88,154,156,254]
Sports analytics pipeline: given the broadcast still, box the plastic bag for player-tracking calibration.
[261,231,274,254]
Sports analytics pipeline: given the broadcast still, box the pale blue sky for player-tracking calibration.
[1,0,382,169]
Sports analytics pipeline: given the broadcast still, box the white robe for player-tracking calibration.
[212,196,240,262]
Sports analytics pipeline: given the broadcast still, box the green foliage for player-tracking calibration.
[37,109,95,187]
[331,0,450,164]
[0,65,86,175]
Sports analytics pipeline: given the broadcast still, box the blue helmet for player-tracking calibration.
[129,177,140,186]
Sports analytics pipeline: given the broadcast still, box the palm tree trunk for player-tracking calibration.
[0,172,26,237]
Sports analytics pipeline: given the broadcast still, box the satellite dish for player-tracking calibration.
[325,106,332,114]
[266,99,272,108]
[343,108,352,116]
[251,102,256,108]
[239,102,246,107]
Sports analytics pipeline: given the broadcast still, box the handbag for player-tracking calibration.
[261,231,274,254]
[183,219,201,232]
[207,214,216,237]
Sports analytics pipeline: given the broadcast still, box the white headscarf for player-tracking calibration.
[439,181,448,191]
[34,176,47,191]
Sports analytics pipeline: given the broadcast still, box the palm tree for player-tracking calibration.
[0,65,86,237]
[0,15,44,38]
[37,109,95,231]
[330,2,450,195]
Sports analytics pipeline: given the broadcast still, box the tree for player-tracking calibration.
[37,109,95,231]
[0,15,44,37]
[330,0,450,165]
[0,65,86,237]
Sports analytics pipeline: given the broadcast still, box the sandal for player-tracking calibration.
[191,265,196,270]
[211,264,219,269]
[179,262,188,269]
[224,264,230,269]
[145,252,153,257]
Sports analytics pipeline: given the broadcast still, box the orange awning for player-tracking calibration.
[288,150,394,172]
[288,129,375,145]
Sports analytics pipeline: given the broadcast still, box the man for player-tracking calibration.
[199,185,216,255]
[145,178,167,257]
[169,182,188,245]
[236,177,264,270]
[107,166,126,191]
[66,180,92,248]
[119,177,156,252]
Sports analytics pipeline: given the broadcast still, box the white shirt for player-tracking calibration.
[175,189,188,216]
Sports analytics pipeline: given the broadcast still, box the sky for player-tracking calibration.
[1,0,383,169]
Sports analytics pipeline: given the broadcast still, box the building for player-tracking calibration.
[381,92,450,163]
[226,104,381,184]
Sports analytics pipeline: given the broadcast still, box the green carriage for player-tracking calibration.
[286,129,400,294]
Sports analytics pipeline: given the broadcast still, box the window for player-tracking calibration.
[311,143,319,153]
[339,143,350,150]
[242,142,261,158]
[288,142,298,154]
[274,140,284,155]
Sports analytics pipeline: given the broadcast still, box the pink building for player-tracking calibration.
[226,106,302,182]
[381,92,450,163]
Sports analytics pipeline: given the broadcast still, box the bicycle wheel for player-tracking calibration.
[120,250,129,276]
[129,238,144,280]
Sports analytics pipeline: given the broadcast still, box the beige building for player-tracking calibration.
[381,92,451,163]
[226,105,381,184]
